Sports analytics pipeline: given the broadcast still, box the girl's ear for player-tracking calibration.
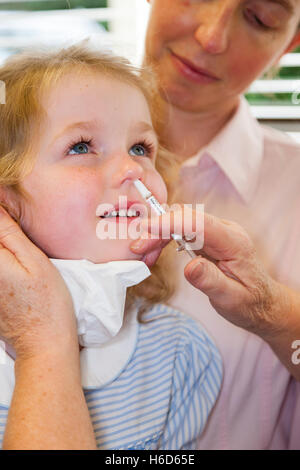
[285,30,300,53]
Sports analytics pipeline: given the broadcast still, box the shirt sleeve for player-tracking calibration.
[158,317,223,450]
[0,405,9,449]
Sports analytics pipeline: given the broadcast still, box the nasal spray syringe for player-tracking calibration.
[134,179,197,259]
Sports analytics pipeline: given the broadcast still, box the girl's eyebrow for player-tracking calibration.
[50,120,158,146]
[134,121,158,146]
[51,120,98,145]
[133,121,159,144]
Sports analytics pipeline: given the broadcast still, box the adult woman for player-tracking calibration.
[129,0,300,450]
[1,0,300,450]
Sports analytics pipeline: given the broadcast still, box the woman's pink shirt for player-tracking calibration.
[169,97,300,449]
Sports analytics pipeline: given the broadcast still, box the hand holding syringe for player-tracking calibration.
[134,179,197,259]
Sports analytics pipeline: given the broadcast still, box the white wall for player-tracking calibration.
[108,0,150,64]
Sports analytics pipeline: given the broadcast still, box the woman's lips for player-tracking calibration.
[170,51,220,84]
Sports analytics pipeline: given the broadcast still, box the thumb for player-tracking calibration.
[184,258,244,307]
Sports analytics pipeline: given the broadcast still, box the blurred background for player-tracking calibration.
[0,0,299,141]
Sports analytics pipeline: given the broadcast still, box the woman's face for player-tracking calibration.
[19,72,167,264]
[145,0,300,112]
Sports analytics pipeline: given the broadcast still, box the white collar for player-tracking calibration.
[181,96,264,204]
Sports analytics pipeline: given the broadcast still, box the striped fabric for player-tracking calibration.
[0,303,222,450]
[0,407,7,447]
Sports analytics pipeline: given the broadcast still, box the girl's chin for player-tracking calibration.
[88,251,145,265]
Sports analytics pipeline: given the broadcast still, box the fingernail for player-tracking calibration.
[189,261,204,281]
[130,240,144,252]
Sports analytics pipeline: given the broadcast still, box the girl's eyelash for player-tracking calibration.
[64,136,156,157]
[134,139,156,157]
[65,135,93,155]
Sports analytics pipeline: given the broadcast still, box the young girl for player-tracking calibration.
[0,43,222,450]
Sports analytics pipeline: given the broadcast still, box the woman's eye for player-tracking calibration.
[129,144,148,157]
[68,142,90,155]
[245,9,272,30]
[253,15,264,27]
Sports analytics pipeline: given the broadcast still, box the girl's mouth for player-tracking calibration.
[100,208,141,222]
[96,200,145,223]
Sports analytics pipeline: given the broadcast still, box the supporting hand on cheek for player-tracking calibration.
[0,206,98,449]
[0,206,77,360]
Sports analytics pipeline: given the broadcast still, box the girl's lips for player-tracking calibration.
[170,51,220,84]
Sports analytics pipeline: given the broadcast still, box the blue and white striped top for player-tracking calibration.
[0,303,223,450]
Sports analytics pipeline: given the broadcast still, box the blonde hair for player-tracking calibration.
[0,42,179,314]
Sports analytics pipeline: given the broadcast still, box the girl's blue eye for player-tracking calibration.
[129,144,147,157]
[68,142,90,155]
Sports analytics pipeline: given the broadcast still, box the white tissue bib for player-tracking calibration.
[50,259,151,388]
[0,259,151,404]
[50,259,150,347]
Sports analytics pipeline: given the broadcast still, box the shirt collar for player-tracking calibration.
[181,96,264,204]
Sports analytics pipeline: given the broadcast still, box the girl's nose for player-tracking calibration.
[110,154,144,188]
[194,2,234,55]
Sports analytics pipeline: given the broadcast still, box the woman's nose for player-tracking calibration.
[110,154,144,188]
[194,2,235,55]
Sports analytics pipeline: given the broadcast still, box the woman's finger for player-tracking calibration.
[130,232,170,255]
[0,206,43,269]
[201,215,253,261]
[184,257,245,311]
[142,246,164,269]
[136,207,205,254]
[137,209,251,261]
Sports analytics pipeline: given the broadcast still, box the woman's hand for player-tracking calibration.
[0,206,76,359]
[130,207,287,338]
[131,207,300,380]
[0,207,97,449]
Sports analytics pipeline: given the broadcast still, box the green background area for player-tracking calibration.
[246,46,300,105]
[0,1,298,106]
[0,1,107,10]
[0,1,109,30]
